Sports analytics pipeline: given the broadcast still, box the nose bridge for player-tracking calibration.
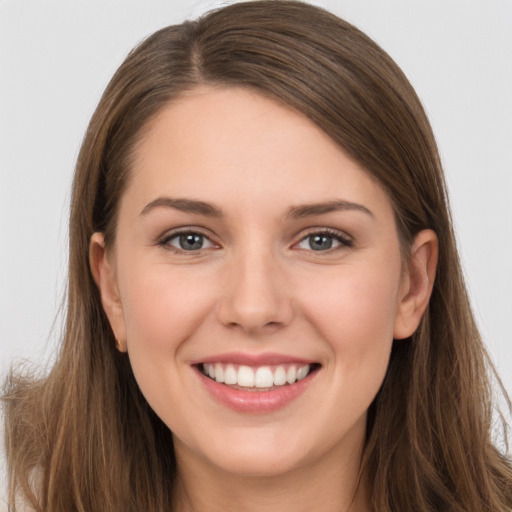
[217,237,292,333]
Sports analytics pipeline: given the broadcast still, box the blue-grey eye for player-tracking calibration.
[165,232,215,251]
[179,233,204,250]
[308,234,334,251]
[297,232,351,251]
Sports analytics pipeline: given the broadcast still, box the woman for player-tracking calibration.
[3,1,511,510]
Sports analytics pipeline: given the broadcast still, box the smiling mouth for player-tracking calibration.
[199,362,320,391]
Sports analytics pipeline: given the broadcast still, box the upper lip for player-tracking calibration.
[190,352,317,366]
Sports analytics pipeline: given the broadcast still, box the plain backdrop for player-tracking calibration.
[1,0,511,426]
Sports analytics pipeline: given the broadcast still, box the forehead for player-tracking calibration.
[124,86,391,220]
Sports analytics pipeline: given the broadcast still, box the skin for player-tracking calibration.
[90,86,437,512]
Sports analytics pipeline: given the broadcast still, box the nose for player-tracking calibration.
[216,246,294,335]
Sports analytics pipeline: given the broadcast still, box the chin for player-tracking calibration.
[175,423,332,479]
[207,447,310,478]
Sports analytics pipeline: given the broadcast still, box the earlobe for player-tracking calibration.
[89,232,127,352]
[393,229,438,340]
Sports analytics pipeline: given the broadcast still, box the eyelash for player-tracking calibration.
[295,228,354,252]
[157,228,217,253]
[157,227,353,253]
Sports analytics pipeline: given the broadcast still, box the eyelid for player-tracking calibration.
[292,227,354,251]
[155,226,353,253]
[157,226,220,251]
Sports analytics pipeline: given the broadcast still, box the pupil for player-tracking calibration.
[310,234,333,251]
[180,233,203,250]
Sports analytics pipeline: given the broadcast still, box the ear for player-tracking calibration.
[89,232,127,352]
[393,229,438,340]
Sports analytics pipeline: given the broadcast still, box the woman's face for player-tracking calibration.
[94,86,423,478]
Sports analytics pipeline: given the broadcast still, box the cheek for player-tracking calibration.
[116,264,218,417]
[299,261,402,366]
[121,267,215,352]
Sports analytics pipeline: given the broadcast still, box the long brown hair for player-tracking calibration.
[3,1,511,510]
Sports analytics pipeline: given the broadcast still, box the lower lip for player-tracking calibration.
[195,367,318,413]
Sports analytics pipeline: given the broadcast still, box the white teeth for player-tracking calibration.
[273,365,287,386]
[286,366,297,384]
[238,366,255,387]
[214,363,224,383]
[202,363,312,388]
[255,367,274,388]
[297,365,309,381]
[224,364,237,385]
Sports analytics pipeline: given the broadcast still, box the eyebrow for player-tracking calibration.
[286,200,374,219]
[140,197,373,219]
[140,197,223,217]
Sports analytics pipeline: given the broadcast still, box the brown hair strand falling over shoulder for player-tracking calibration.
[3,1,511,511]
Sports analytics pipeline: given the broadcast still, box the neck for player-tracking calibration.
[172,433,370,512]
